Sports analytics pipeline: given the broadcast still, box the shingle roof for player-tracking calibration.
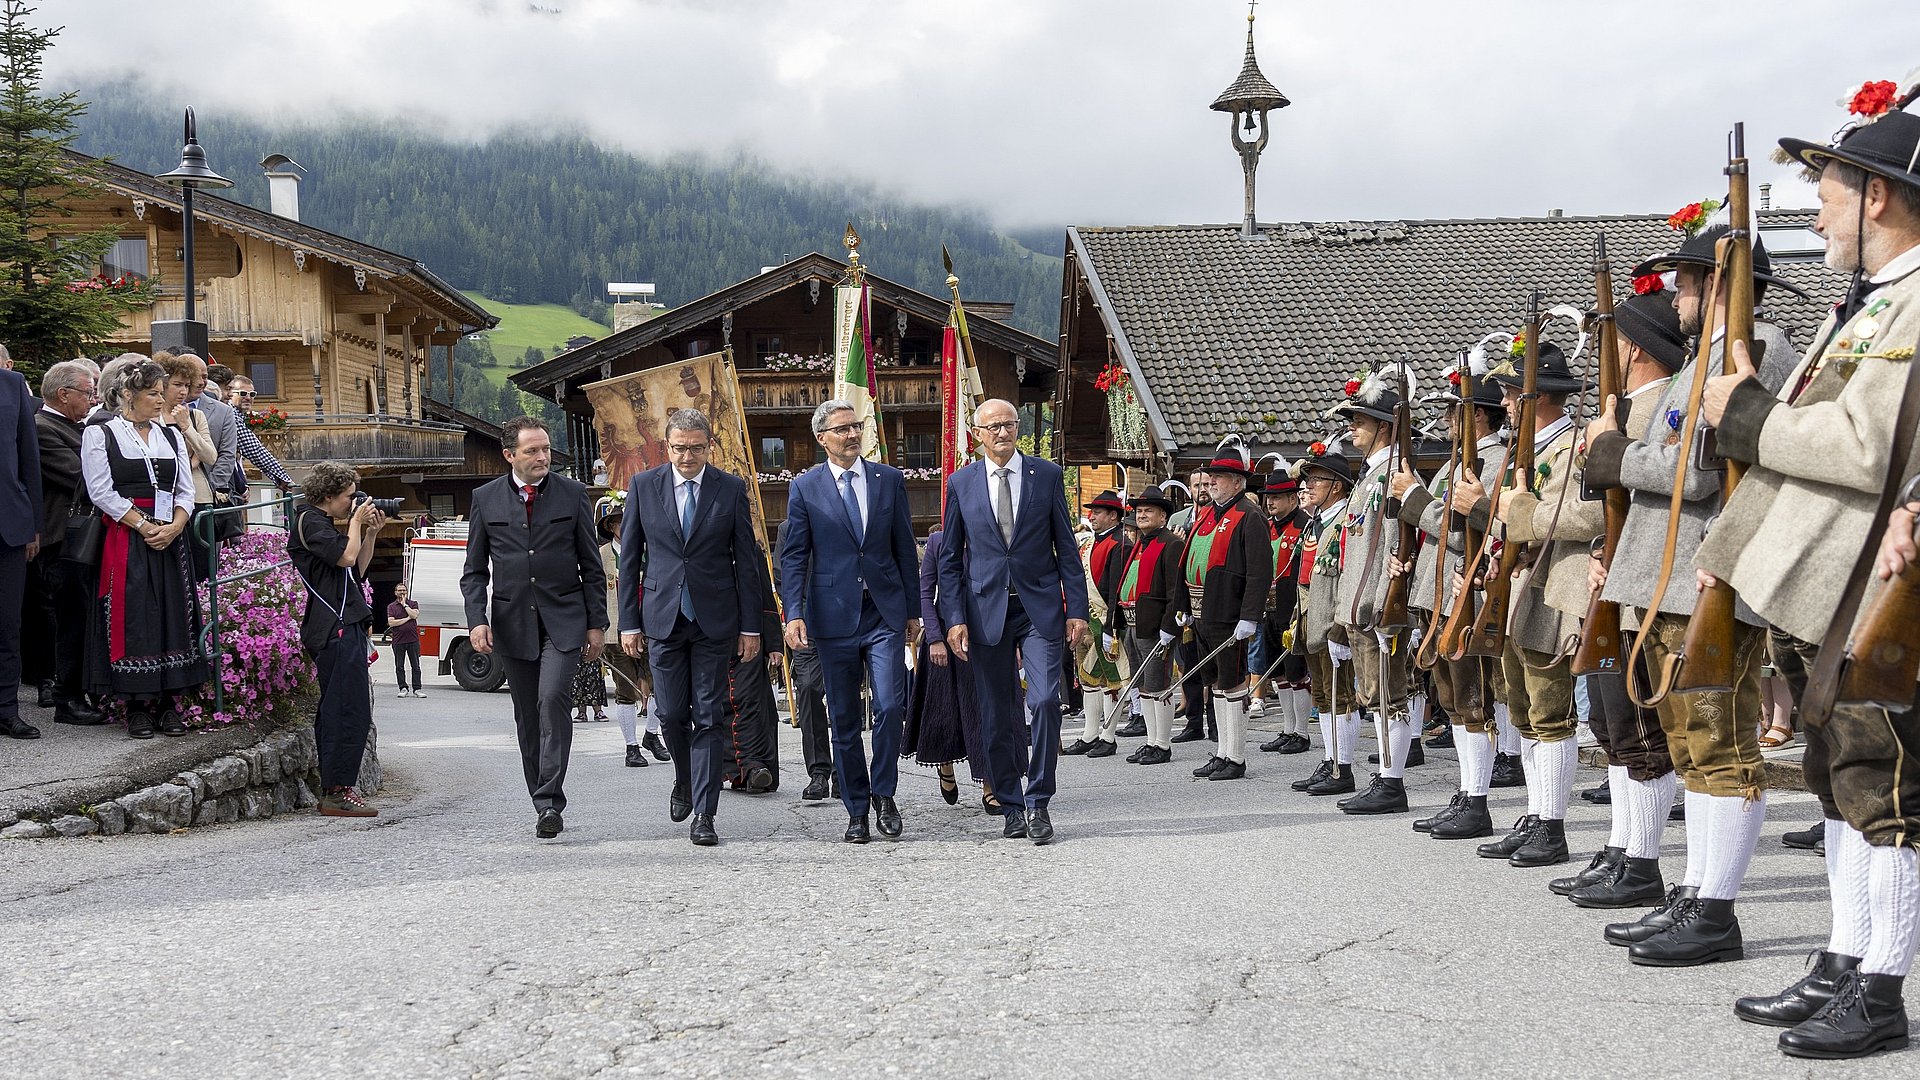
[1070,212,1845,457]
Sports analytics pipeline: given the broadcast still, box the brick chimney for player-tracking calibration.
[260,154,304,221]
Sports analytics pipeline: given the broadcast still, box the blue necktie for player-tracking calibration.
[841,470,864,546]
[679,480,698,621]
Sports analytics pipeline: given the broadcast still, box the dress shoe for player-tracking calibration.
[845,814,870,843]
[642,731,671,761]
[1260,733,1291,752]
[157,709,188,737]
[1126,744,1148,762]
[1085,738,1117,758]
[1292,760,1335,791]
[1777,972,1909,1059]
[1415,791,1469,833]
[1629,897,1743,966]
[1003,809,1028,839]
[2,715,42,739]
[536,809,563,838]
[690,814,719,846]
[625,744,647,767]
[53,699,105,725]
[1424,726,1455,749]
[1605,885,1699,946]
[1580,779,1613,804]
[1430,795,1495,839]
[1027,807,1054,844]
[1510,817,1570,867]
[875,797,902,838]
[1061,738,1097,755]
[1193,755,1226,778]
[1305,764,1356,796]
[1115,716,1146,738]
[1134,744,1172,765]
[801,774,831,802]
[1338,775,1382,809]
[1478,815,1540,859]
[1279,733,1312,754]
[1570,856,1666,909]
[1782,821,1826,850]
[124,711,153,740]
[35,681,54,708]
[1170,723,1207,743]
[669,782,693,823]
[1735,951,1861,1027]
[1207,759,1246,781]
[1341,776,1408,815]
[1550,847,1624,896]
[1489,752,1526,788]
[745,766,775,794]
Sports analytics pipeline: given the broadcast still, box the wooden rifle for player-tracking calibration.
[1674,124,1758,695]
[1571,235,1630,675]
[1838,494,1920,709]
[1415,351,1472,670]
[1465,292,1542,658]
[1436,343,1505,661]
[1378,364,1422,630]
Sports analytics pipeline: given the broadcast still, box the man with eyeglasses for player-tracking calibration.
[221,375,296,496]
[25,360,102,731]
[619,407,767,848]
[936,398,1088,844]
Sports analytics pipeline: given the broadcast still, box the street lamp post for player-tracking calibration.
[151,107,233,357]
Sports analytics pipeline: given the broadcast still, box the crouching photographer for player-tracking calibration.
[290,461,386,818]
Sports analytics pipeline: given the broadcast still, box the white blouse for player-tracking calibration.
[81,415,197,524]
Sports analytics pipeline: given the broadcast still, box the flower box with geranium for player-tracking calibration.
[245,406,289,432]
[1095,361,1149,455]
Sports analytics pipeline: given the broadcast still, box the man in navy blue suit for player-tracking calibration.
[778,399,920,843]
[0,363,41,740]
[937,398,1088,844]
[618,408,766,848]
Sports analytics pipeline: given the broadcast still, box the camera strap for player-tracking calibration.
[294,505,356,639]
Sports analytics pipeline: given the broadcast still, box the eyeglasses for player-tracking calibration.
[233,390,256,399]
[668,443,710,457]
[821,422,864,437]
[975,420,1020,434]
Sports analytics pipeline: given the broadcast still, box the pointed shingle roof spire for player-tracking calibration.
[1210,7,1290,115]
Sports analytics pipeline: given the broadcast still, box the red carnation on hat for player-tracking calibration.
[1447,369,1462,386]
[1343,379,1361,396]
[1632,273,1664,295]
[1309,441,1327,457]
[1850,79,1900,118]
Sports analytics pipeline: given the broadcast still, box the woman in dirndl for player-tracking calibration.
[79,359,210,738]
[903,528,994,810]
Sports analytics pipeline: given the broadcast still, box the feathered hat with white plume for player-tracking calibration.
[1199,433,1253,477]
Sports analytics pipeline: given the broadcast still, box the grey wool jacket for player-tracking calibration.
[1333,451,1396,629]
[1398,431,1504,617]
[1302,498,1347,651]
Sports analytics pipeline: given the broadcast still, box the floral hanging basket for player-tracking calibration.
[1098,362,1150,455]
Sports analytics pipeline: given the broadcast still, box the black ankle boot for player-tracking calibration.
[1570,856,1666,909]
[1629,896,1743,966]
[1778,972,1910,1059]
[1403,739,1425,767]
[1431,795,1494,839]
[1477,815,1539,859]
[1415,791,1469,833]
[1305,763,1355,796]
[1511,816,1570,867]
[1605,885,1699,946]
[1425,726,1455,749]
[1550,847,1624,895]
[1342,776,1408,815]
[1291,760,1334,791]
[1736,951,1862,1028]
[1489,752,1525,788]
[1337,774,1381,809]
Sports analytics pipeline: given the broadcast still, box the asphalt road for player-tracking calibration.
[0,674,1906,1079]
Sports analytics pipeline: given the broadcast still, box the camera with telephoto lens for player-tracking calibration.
[355,494,403,516]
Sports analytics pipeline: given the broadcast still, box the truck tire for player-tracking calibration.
[450,638,507,693]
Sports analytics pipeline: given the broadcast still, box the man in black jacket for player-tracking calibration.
[30,361,102,727]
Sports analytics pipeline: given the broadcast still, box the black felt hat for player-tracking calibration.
[1130,485,1176,513]
[1296,447,1356,487]
[1084,489,1128,514]
[1614,289,1690,372]
[1260,471,1299,495]
[1780,109,1920,192]
[1485,342,1585,395]
[1630,224,1806,300]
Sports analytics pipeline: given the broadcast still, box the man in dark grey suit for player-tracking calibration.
[619,408,766,848]
[0,363,41,741]
[461,416,607,839]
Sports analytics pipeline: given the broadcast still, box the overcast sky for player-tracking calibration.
[46,0,1920,230]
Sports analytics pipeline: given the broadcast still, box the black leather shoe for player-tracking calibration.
[1736,951,1861,1027]
[1489,752,1526,788]
[53,700,105,726]
[2,715,43,739]
[1580,779,1613,804]
[1430,794,1494,839]
[157,709,188,737]
[1027,807,1054,845]
[1571,856,1666,909]
[1630,897,1742,967]
[801,774,831,801]
[1478,815,1539,859]
[1338,775,1383,809]
[1511,817,1570,867]
[1782,821,1826,850]
[124,711,153,740]
[669,782,693,823]
[625,744,647,767]
[536,809,563,838]
[1550,847,1624,895]
[1170,724,1207,744]
[1115,716,1147,738]
[1404,739,1425,767]
[1062,738,1097,756]
[1292,760,1335,791]
[1086,738,1117,758]
[690,814,718,846]
[745,766,775,793]
[1424,726,1455,749]
[1125,744,1147,762]
[1415,791,1468,833]
[35,681,54,709]
[1778,971,1910,1059]
[642,731,671,761]
[1341,776,1408,815]
[1305,764,1356,796]
[1279,733,1313,754]
[1207,759,1246,781]
[1260,734,1290,752]
[1134,744,1172,765]
[1193,755,1225,778]
[1605,885,1699,946]
[1003,809,1028,839]
[875,797,902,838]
[845,815,870,844]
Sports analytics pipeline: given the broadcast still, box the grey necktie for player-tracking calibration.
[995,467,1014,545]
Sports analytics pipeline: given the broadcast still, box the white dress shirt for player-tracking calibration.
[987,450,1025,529]
[671,465,707,523]
[826,459,868,530]
[81,416,196,524]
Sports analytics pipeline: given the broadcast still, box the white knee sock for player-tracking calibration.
[1520,737,1541,816]
[1535,738,1578,820]
[1383,716,1414,780]
[1155,697,1176,749]
[1496,705,1520,754]
[1097,691,1120,739]
[1681,789,1709,889]
[1216,695,1247,764]
[1338,711,1362,766]
[1624,772,1677,860]
[614,701,639,746]
[1081,691,1107,743]
[1605,765,1630,849]
[1863,841,1920,977]
[1371,711,1389,768]
[1829,821,1873,960]
[1291,688,1314,737]
[1271,691,1294,740]
[643,698,661,734]
[1698,793,1768,901]
[1457,727,1493,797]
[1409,692,1428,731]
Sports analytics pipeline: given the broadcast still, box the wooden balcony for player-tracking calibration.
[737,367,945,414]
[257,414,467,473]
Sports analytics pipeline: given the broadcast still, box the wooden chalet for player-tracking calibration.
[511,254,1058,537]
